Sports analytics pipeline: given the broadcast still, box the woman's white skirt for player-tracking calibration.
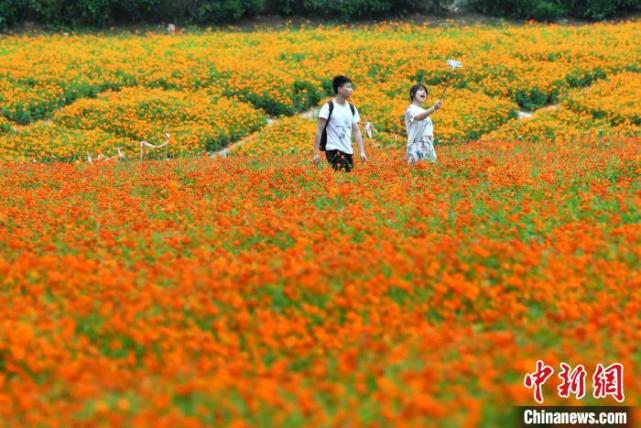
[406,137,437,164]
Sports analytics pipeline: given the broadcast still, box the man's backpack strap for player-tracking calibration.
[327,100,335,122]
[319,100,334,152]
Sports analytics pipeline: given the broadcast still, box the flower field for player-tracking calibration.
[53,87,267,156]
[0,19,640,427]
[1,137,640,426]
[1,21,640,159]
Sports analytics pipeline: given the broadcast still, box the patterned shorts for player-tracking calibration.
[325,149,354,172]
[406,138,437,164]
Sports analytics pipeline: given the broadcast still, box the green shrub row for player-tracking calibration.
[1,0,638,30]
[468,0,641,22]
[0,0,446,28]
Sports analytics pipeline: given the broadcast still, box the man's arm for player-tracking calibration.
[353,123,367,162]
[313,118,327,164]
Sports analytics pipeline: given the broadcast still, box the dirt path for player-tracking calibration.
[210,107,319,158]
[209,118,276,158]
[518,104,559,119]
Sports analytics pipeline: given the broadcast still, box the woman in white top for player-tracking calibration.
[404,84,443,164]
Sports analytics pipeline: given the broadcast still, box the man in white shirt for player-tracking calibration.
[313,76,367,172]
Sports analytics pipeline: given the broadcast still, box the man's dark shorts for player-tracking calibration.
[325,149,354,172]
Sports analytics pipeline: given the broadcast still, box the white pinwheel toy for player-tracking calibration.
[446,59,462,70]
[440,59,463,99]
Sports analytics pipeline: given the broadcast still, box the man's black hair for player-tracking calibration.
[409,84,429,102]
[333,75,352,95]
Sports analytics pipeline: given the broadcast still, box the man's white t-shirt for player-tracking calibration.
[319,99,360,154]
[405,104,434,145]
